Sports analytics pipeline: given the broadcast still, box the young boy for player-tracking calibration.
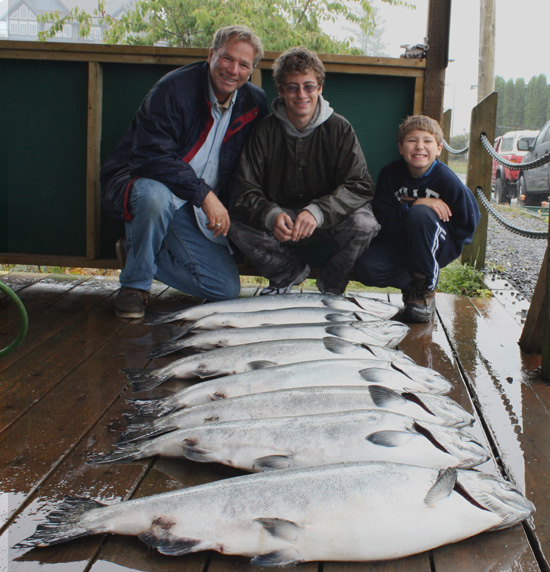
[354,115,480,323]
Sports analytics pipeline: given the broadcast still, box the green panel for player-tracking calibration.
[99,63,179,258]
[0,59,88,255]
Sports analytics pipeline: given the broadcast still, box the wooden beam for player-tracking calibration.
[423,0,451,121]
[462,92,497,268]
[86,61,103,260]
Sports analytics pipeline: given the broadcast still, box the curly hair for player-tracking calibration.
[272,47,325,91]
[398,115,444,146]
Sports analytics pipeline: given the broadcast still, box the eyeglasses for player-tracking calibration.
[283,83,320,94]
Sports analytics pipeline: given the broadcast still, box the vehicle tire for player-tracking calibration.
[495,178,508,204]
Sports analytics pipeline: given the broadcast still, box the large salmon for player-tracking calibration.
[92,409,489,470]
[19,462,535,565]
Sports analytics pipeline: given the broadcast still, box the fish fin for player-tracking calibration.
[143,311,183,325]
[15,495,106,548]
[123,368,165,392]
[117,425,178,445]
[139,530,202,556]
[254,517,301,541]
[148,340,187,359]
[368,385,403,407]
[324,325,350,337]
[211,391,227,400]
[325,313,349,323]
[249,360,277,370]
[126,398,176,417]
[424,467,458,507]
[251,549,304,567]
[190,369,226,379]
[366,430,411,447]
[253,455,293,471]
[322,336,354,354]
[360,367,397,384]
[182,439,216,463]
[166,322,195,340]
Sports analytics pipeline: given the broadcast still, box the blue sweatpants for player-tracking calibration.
[354,204,448,291]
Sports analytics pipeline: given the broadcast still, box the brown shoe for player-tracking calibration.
[115,287,149,319]
[401,274,436,323]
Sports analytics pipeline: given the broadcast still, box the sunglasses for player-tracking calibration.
[283,83,320,94]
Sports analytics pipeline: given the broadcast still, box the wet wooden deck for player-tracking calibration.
[1,270,548,572]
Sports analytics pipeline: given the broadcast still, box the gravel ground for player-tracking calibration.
[484,203,548,302]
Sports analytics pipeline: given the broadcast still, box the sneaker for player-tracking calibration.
[115,287,149,319]
[401,274,436,323]
[259,264,311,296]
[316,275,344,295]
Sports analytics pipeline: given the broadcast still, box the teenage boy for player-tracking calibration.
[354,115,480,322]
[101,26,267,318]
[229,47,379,295]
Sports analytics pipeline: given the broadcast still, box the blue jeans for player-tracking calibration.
[120,178,240,300]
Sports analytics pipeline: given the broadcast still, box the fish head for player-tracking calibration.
[413,422,490,469]
[402,392,475,428]
[351,321,410,347]
[455,470,535,530]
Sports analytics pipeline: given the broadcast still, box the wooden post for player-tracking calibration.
[86,61,103,260]
[423,0,451,122]
[461,93,497,268]
[477,0,496,102]
[441,108,452,165]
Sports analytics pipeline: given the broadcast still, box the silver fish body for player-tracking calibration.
[121,385,474,444]
[145,293,399,324]
[163,307,385,343]
[150,321,410,358]
[125,337,415,392]
[94,409,489,470]
[129,359,453,417]
[20,462,535,564]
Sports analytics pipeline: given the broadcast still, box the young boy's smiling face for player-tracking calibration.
[398,129,443,177]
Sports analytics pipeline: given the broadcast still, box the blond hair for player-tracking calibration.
[211,26,264,68]
[398,115,444,146]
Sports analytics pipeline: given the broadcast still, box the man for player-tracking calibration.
[100,26,268,318]
[229,47,379,295]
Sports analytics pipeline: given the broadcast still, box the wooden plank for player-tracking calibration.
[0,274,111,375]
[435,294,546,569]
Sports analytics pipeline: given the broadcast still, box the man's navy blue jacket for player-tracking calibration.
[100,61,268,221]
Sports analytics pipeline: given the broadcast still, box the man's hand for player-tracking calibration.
[202,191,229,237]
[412,197,452,222]
[273,210,317,242]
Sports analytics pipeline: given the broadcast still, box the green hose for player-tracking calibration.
[0,280,29,356]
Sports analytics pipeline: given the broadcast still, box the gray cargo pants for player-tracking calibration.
[229,204,380,294]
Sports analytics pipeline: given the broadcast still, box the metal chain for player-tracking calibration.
[443,140,469,155]
[475,187,548,239]
[480,133,550,171]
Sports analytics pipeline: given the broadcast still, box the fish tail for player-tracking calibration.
[143,311,182,325]
[16,496,105,548]
[126,398,177,417]
[87,444,144,465]
[118,412,177,443]
[148,339,188,359]
[123,368,166,392]
[166,322,195,341]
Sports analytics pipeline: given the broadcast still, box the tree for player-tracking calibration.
[501,78,515,130]
[494,76,505,134]
[38,0,413,55]
[524,75,538,129]
[513,77,526,129]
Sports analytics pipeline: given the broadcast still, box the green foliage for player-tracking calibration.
[437,260,492,298]
[37,0,412,54]
[495,74,550,134]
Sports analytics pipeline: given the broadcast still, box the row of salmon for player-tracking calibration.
[20,291,535,566]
